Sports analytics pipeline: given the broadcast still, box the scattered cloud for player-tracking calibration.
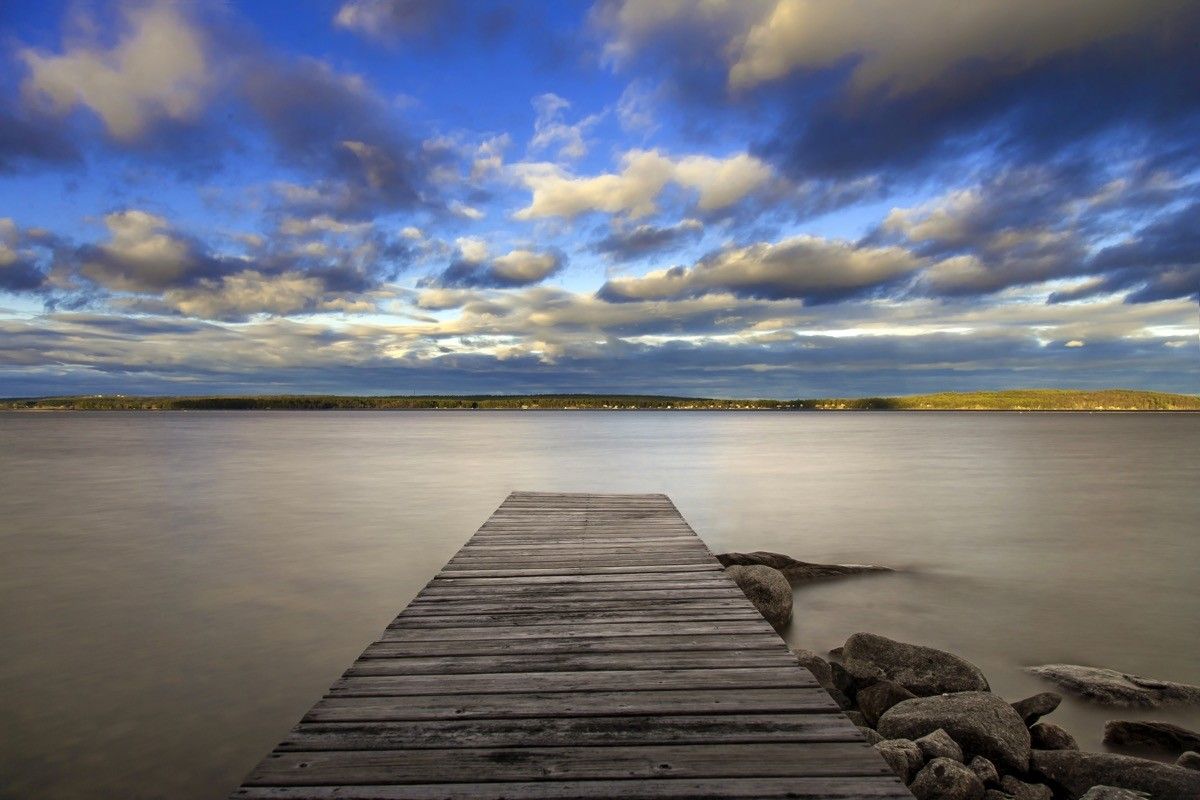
[513,149,772,220]
[19,3,211,141]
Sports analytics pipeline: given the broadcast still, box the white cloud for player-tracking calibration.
[455,237,489,264]
[616,80,660,135]
[529,93,602,161]
[450,201,485,220]
[279,215,373,237]
[80,211,200,291]
[600,235,926,302]
[19,3,210,140]
[491,250,562,285]
[728,0,1188,92]
[513,149,772,220]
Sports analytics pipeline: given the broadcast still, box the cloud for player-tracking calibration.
[529,93,603,161]
[592,219,703,260]
[598,235,925,303]
[143,271,377,322]
[77,211,233,293]
[596,1,1200,184]
[0,109,80,173]
[725,0,1186,92]
[436,246,566,289]
[0,219,53,292]
[18,3,211,141]
[513,149,773,220]
[616,80,660,135]
[334,0,450,41]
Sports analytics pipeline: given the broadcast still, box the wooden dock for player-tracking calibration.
[233,491,911,799]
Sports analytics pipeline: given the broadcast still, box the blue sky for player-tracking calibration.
[1,0,1197,397]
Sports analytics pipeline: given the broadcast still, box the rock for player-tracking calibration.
[983,792,1015,800]
[715,551,892,583]
[860,727,885,745]
[829,659,879,701]
[793,647,852,708]
[846,710,868,728]
[1177,750,1200,770]
[842,632,990,696]
[874,738,925,783]
[1029,721,1078,750]
[858,680,917,727]
[1011,692,1061,725]
[1103,720,1200,754]
[878,692,1031,773]
[1026,664,1200,708]
[793,648,832,687]
[998,776,1052,800]
[968,755,999,785]
[917,728,965,762]
[1031,749,1200,800]
[722,564,792,628]
[909,757,985,800]
[1077,788,1151,800]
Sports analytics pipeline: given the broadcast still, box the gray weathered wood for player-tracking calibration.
[232,492,907,800]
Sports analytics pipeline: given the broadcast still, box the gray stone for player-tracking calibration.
[998,775,1052,800]
[983,792,1015,800]
[722,564,792,629]
[793,648,854,709]
[874,738,925,783]
[909,757,985,800]
[858,680,918,727]
[1177,750,1200,770]
[1103,720,1200,754]
[846,710,868,728]
[1077,787,1151,799]
[1031,749,1200,800]
[968,755,999,785]
[843,632,990,696]
[1010,692,1062,725]
[1027,664,1200,708]
[917,728,965,762]
[1029,721,1078,750]
[860,726,885,745]
[715,551,892,582]
[878,692,1031,773]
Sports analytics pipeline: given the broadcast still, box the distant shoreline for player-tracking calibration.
[3,389,1198,412]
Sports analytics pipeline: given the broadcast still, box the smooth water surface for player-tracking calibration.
[0,411,1197,799]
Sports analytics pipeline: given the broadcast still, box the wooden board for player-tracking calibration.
[231,491,911,800]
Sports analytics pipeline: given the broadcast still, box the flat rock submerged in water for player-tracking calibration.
[1103,720,1200,754]
[716,550,892,582]
[1027,664,1200,707]
[721,564,792,629]
[1031,749,1200,800]
[843,632,991,696]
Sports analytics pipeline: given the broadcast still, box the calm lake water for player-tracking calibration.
[0,411,1197,799]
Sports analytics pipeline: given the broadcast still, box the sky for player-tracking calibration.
[0,0,1197,398]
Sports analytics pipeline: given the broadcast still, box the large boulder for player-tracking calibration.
[874,738,925,783]
[722,564,792,628]
[1032,749,1200,800]
[716,551,892,583]
[1103,720,1200,754]
[842,633,990,696]
[1029,721,1078,751]
[1026,664,1200,707]
[1011,692,1061,725]
[858,680,917,727]
[909,757,985,800]
[878,692,1031,773]
[1178,751,1200,770]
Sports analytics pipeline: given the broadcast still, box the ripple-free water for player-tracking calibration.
[1,411,1196,798]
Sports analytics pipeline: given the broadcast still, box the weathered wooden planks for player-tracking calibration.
[232,491,911,800]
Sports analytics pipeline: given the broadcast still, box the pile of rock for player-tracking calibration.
[796,632,1200,800]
